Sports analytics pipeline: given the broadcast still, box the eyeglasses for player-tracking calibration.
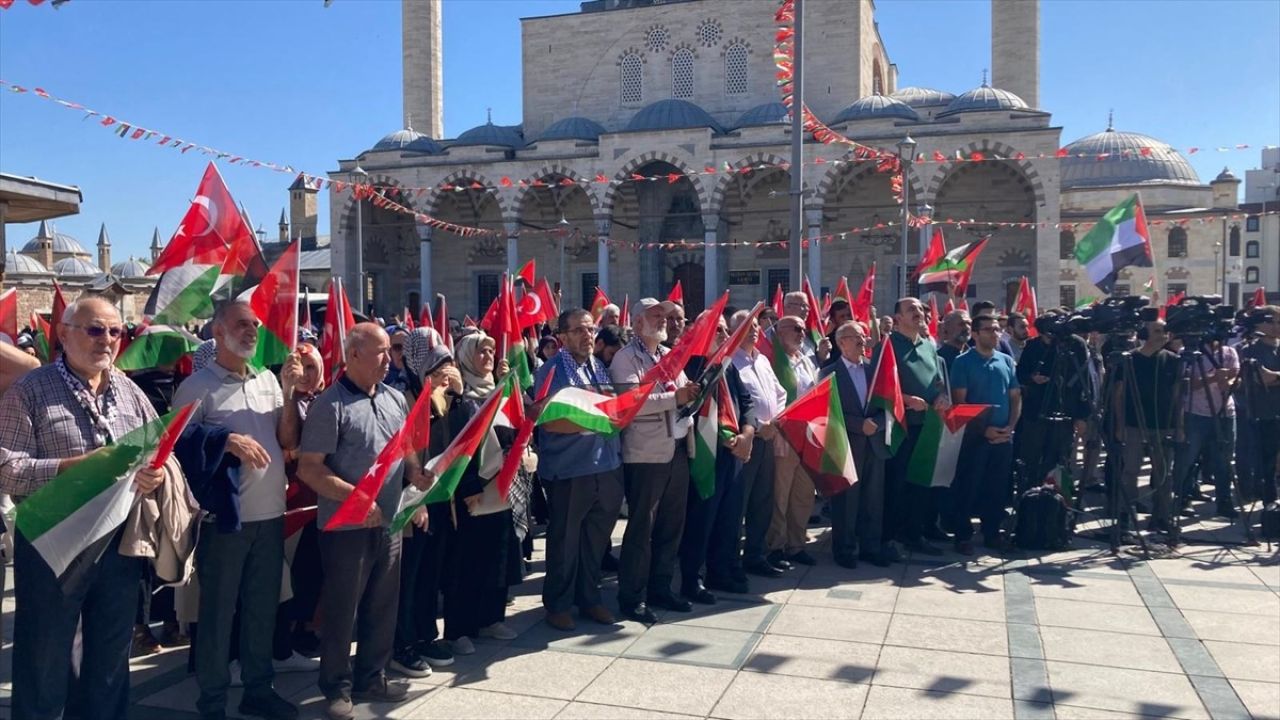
[566,326,598,336]
[66,324,124,339]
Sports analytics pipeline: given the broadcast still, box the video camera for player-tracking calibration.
[1151,295,1236,344]
[1034,296,1149,337]
[1236,305,1278,337]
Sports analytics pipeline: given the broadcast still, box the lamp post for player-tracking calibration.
[897,135,917,298]
[351,164,368,314]
[1214,241,1222,298]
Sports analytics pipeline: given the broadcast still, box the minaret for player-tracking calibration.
[991,0,1039,108]
[289,176,319,245]
[97,223,112,273]
[35,220,55,269]
[150,227,162,263]
[278,208,289,244]
[402,0,444,139]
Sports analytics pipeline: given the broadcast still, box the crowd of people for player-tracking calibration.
[0,287,1277,720]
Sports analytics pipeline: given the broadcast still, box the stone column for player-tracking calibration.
[806,208,824,288]
[595,214,612,295]
[417,224,433,306]
[505,220,520,276]
[703,213,719,310]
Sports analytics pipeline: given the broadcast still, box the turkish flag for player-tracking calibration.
[320,276,356,384]
[667,280,684,306]
[852,263,875,325]
[517,259,536,287]
[149,163,242,275]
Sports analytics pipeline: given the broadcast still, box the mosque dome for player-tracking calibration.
[832,94,919,124]
[5,250,52,275]
[625,99,725,134]
[53,256,100,277]
[734,102,791,129]
[890,87,956,107]
[21,221,89,257]
[111,257,151,278]
[370,128,442,154]
[452,122,525,148]
[1060,128,1201,189]
[536,117,607,142]
[938,85,1030,117]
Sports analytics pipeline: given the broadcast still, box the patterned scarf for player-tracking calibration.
[554,348,609,391]
[54,355,120,446]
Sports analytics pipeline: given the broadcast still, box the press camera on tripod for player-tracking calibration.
[1150,294,1236,345]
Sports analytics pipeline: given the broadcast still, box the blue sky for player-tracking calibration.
[1,0,1276,264]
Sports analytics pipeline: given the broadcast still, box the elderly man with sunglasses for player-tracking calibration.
[0,296,166,720]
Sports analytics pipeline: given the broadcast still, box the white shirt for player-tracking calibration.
[789,350,819,396]
[732,349,787,423]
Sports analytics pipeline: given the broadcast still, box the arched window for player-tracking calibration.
[724,44,748,96]
[1246,267,1260,284]
[621,53,643,105]
[1167,227,1188,258]
[1229,225,1241,256]
[672,48,695,99]
[1059,230,1076,260]
[1247,240,1260,258]
[873,58,884,95]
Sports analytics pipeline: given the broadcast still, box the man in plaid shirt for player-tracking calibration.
[0,296,164,720]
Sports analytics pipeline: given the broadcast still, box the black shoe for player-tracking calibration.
[415,640,455,667]
[786,550,818,566]
[1179,504,1198,518]
[620,602,658,624]
[1186,489,1210,502]
[239,691,299,720]
[352,677,409,704]
[744,558,784,578]
[291,629,321,658]
[648,593,693,613]
[681,584,717,605]
[705,575,749,594]
[390,651,432,679]
[766,551,793,570]
[833,552,858,569]
[601,551,619,573]
[1216,503,1240,519]
[858,550,891,568]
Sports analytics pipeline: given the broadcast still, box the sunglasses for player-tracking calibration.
[68,324,124,339]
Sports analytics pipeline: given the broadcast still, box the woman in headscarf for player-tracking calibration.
[443,331,528,655]
[391,328,460,677]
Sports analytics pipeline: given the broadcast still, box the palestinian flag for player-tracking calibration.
[0,288,17,344]
[756,331,798,402]
[144,264,221,325]
[496,368,556,501]
[49,280,68,359]
[211,218,269,300]
[771,284,785,319]
[148,163,236,275]
[914,227,946,279]
[701,300,763,371]
[774,375,857,497]
[646,291,730,386]
[320,277,356,384]
[536,380,655,436]
[115,324,200,371]
[589,287,611,323]
[477,375,526,481]
[1074,194,1153,294]
[483,275,532,390]
[391,380,507,532]
[31,312,51,363]
[906,404,989,488]
[668,280,684,306]
[919,239,989,296]
[324,379,434,531]
[249,239,299,370]
[14,404,195,581]
[691,375,739,500]
[1013,276,1039,338]
[516,259,536,287]
[1074,296,1100,310]
[868,338,907,456]
[801,276,827,344]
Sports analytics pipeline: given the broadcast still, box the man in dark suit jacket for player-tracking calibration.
[819,321,894,568]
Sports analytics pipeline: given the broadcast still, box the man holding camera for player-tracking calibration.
[1238,306,1280,507]
[1113,319,1181,532]
[1169,333,1238,519]
[1016,310,1093,490]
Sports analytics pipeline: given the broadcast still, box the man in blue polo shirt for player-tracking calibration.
[534,308,623,632]
[948,314,1021,553]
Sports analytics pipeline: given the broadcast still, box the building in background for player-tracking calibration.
[1241,147,1280,303]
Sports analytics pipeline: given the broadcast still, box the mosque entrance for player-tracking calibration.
[670,261,705,316]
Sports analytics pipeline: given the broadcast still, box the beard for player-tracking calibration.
[641,323,668,345]
[223,334,257,359]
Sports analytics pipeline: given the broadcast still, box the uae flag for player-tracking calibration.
[906,404,990,488]
[14,404,196,583]
[691,375,739,500]
[249,239,299,370]
[1074,194,1153,294]
[868,338,907,456]
[919,238,989,296]
[115,324,200,371]
[536,380,655,437]
[391,379,507,532]
[774,375,858,497]
[324,379,433,531]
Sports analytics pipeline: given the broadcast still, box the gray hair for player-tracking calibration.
[61,295,116,325]
[212,300,254,328]
[783,291,807,305]
[728,308,753,332]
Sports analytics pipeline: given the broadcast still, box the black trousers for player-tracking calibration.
[884,423,928,543]
[394,509,450,654]
[1251,418,1280,503]
[947,436,1014,542]
[1018,417,1075,492]
[541,470,623,614]
[619,448,690,606]
[681,451,739,590]
[831,437,885,557]
[318,527,401,700]
[735,438,775,565]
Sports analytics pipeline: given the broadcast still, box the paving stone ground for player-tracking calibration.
[2,508,1278,720]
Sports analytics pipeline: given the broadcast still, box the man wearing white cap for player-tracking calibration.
[609,298,699,624]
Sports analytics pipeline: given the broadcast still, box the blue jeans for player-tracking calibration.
[12,529,142,720]
[1171,413,1235,504]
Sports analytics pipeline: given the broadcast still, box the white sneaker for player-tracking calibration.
[450,636,476,655]
[273,651,320,673]
[229,660,243,687]
[477,622,518,641]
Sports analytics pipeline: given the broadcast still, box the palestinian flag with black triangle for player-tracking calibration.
[774,375,857,497]
[115,323,200,371]
[906,404,990,488]
[919,238,989,296]
[1074,194,1153,294]
[691,374,739,500]
[868,338,907,456]
[536,380,655,437]
[249,239,300,370]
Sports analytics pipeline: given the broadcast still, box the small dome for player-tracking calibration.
[734,102,791,129]
[625,99,725,134]
[536,117,607,142]
[22,223,89,256]
[938,85,1030,117]
[832,94,919,124]
[111,257,151,278]
[452,123,524,148]
[370,128,442,154]
[5,251,52,275]
[1214,167,1239,183]
[890,87,956,107]
[53,256,100,277]
[1060,128,1201,189]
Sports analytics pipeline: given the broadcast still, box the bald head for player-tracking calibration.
[345,322,391,391]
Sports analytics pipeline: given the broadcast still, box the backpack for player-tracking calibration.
[1014,483,1072,551]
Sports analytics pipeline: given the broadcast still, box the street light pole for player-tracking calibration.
[897,135,917,298]
[787,0,805,290]
[351,164,368,314]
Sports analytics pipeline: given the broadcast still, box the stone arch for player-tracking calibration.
[923,139,1046,206]
[708,152,793,216]
[997,248,1033,269]
[340,173,415,234]
[512,164,601,214]
[603,151,711,216]
[426,170,509,218]
[816,152,924,210]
